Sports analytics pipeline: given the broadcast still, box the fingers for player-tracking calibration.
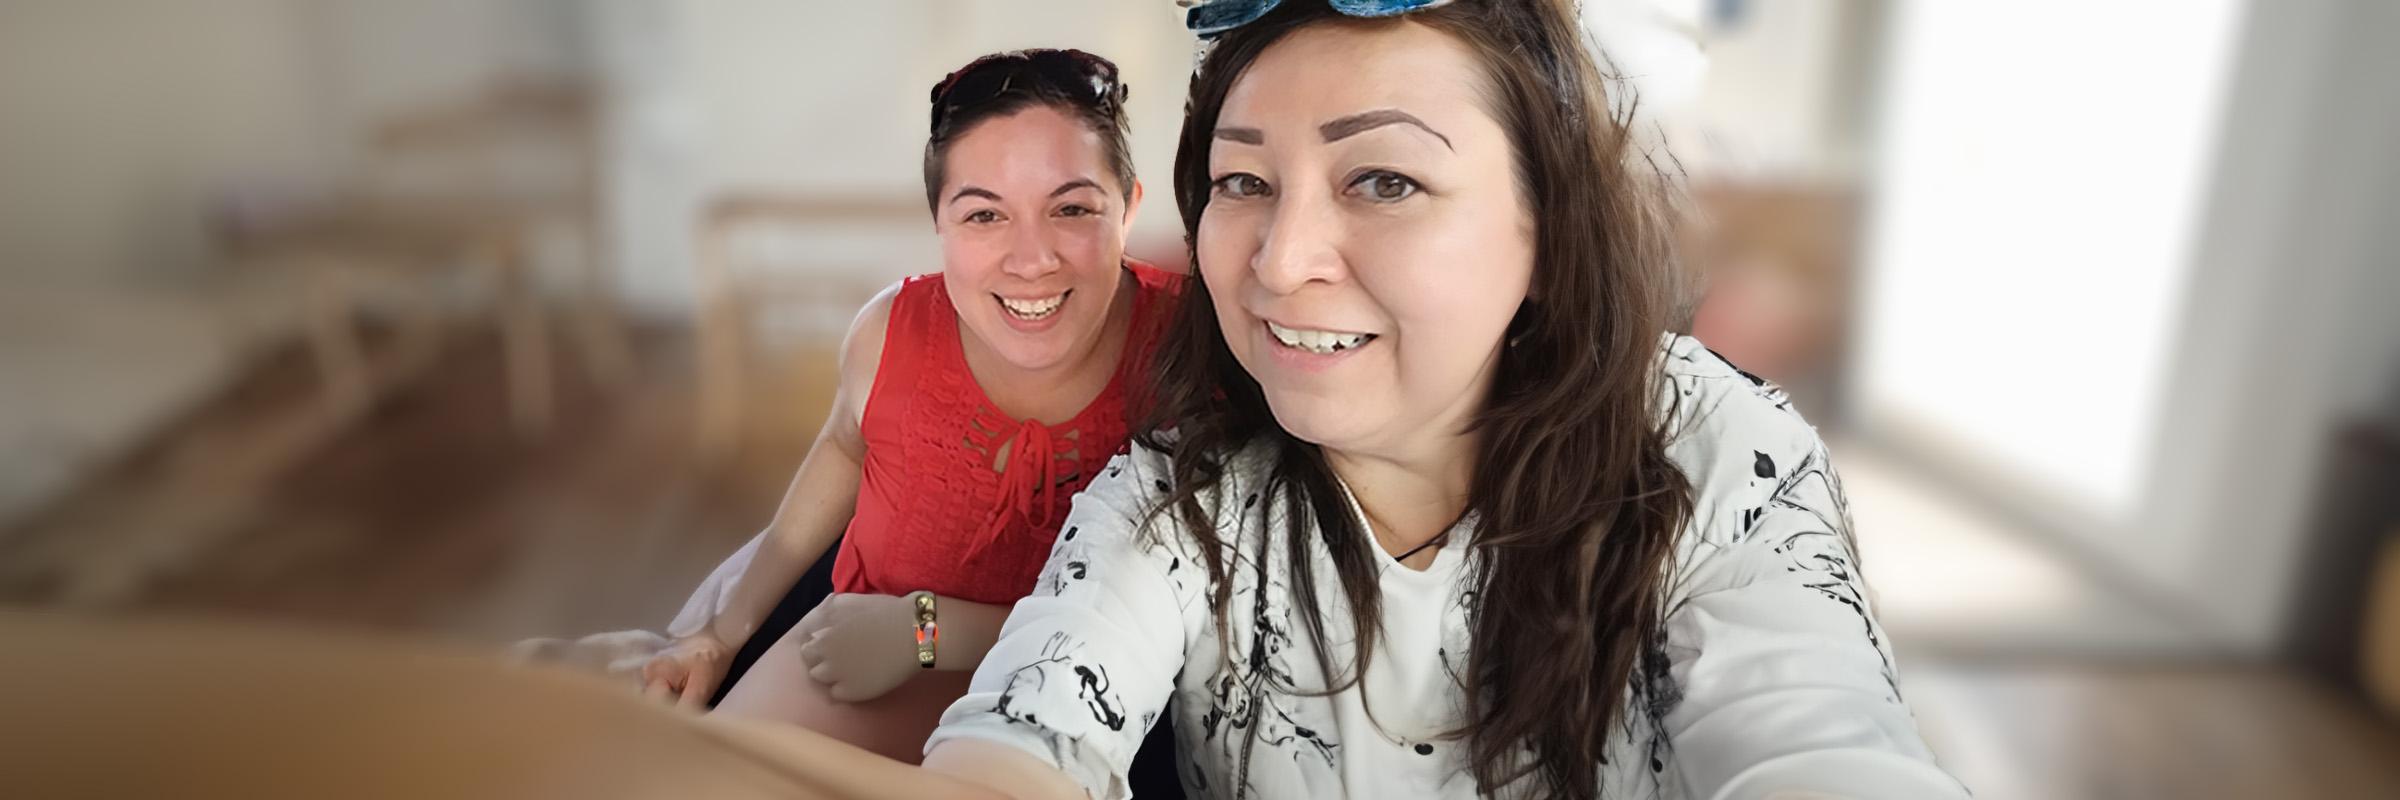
[807,659,836,686]
[643,675,676,705]
[796,633,826,667]
[678,667,718,712]
[641,654,684,687]
[791,600,835,643]
[827,681,867,704]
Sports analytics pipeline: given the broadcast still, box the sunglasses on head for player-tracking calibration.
[929,49,1125,135]
[1180,0,1457,38]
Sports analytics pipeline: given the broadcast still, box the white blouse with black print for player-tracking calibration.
[926,335,1969,799]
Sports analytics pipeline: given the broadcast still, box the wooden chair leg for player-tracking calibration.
[569,219,638,388]
[303,258,374,425]
[495,235,554,438]
[389,273,449,378]
[695,294,745,460]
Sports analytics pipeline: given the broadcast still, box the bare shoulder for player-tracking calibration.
[831,280,907,431]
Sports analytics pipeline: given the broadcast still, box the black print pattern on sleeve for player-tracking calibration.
[1038,531,1091,597]
[991,631,1127,768]
[1076,663,1128,731]
[1764,446,1901,703]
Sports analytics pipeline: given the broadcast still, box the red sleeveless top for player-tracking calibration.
[832,262,1181,605]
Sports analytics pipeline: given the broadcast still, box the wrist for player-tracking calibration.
[907,591,938,670]
[704,616,749,650]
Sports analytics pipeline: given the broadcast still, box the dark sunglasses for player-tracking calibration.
[1181,0,1456,38]
[929,49,1125,135]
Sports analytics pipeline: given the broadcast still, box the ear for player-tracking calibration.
[1121,179,1145,235]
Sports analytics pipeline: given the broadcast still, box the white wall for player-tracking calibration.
[0,1,598,524]
[1850,0,2400,653]
[0,0,331,284]
[1854,0,2246,525]
[1678,0,1871,181]
[0,0,592,287]
[2136,0,2400,650]
[316,0,588,150]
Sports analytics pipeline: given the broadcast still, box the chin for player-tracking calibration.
[966,313,1080,371]
[1263,391,1381,451]
[994,340,1075,372]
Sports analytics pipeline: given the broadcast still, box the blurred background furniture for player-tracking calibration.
[219,81,632,438]
[2289,417,2400,723]
[691,193,924,459]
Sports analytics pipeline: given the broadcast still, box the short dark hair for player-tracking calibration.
[922,51,1136,214]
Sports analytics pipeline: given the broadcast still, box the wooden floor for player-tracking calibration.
[3,323,2396,798]
[0,323,823,641]
[1906,658,2400,799]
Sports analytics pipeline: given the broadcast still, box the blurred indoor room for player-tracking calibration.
[2,1,2395,798]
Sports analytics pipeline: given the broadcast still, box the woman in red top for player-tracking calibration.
[638,50,1179,763]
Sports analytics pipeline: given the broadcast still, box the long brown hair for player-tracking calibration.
[1138,1,1694,796]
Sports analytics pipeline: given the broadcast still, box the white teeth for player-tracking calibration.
[999,293,1065,320]
[1266,320,1374,354]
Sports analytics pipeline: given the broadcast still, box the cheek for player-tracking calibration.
[1194,208,1258,291]
[1057,221,1121,271]
[940,234,1005,284]
[1363,217,1532,369]
[1377,201,1532,311]
[1196,212,1261,343]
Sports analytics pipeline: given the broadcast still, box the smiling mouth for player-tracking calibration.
[996,291,1069,321]
[1265,320,1378,354]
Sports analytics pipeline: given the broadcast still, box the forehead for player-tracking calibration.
[1217,21,1490,132]
[942,104,1110,188]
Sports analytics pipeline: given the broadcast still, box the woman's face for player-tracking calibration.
[1199,21,1534,460]
[936,104,1141,373]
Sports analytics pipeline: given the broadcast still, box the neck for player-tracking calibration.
[1323,429,1478,562]
[1323,351,1502,562]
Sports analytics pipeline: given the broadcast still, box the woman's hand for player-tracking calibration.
[640,630,736,711]
[792,593,923,703]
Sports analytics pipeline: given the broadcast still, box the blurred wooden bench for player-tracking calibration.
[220,81,633,438]
[691,194,926,459]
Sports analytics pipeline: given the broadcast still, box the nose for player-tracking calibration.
[1250,183,1348,296]
[1000,216,1063,282]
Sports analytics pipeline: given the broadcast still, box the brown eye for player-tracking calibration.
[965,209,1000,224]
[1349,170,1420,202]
[1212,173,1270,199]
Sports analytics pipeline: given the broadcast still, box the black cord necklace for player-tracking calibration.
[1393,530,1450,563]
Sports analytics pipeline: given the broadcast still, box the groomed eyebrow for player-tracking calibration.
[1213,127,1263,145]
[1211,110,1454,151]
[948,186,1002,205]
[1320,108,1451,150]
[1050,178,1103,198]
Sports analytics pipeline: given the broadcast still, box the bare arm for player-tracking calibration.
[923,595,1010,672]
[702,284,898,650]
